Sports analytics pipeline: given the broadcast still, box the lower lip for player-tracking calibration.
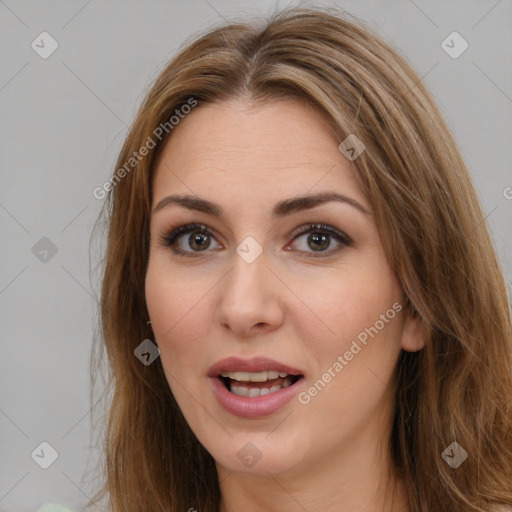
[209,376,304,419]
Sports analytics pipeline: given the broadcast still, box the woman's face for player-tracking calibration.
[145,99,417,478]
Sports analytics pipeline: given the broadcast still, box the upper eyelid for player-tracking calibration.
[162,222,346,239]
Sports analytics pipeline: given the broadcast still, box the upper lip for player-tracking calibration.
[208,356,304,378]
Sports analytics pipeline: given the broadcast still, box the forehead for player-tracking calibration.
[151,99,368,210]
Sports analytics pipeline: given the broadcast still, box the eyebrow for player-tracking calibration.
[152,191,371,219]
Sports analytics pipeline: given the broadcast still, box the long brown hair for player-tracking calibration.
[89,7,512,512]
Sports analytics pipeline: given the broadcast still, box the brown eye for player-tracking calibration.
[288,223,352,257]
[187,232,211,251]
[161,222,351,259]
[161,223,221,257]
[307,233,330,251]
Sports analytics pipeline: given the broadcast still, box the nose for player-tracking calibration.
[215,249,284,338]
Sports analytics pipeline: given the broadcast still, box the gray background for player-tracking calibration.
[1,0,511,510]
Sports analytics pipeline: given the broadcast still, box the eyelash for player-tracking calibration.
[159,222,352,258]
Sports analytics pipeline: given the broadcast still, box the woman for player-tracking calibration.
[90,7,512,512]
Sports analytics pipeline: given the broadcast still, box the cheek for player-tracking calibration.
[290,258,401,358]
[145,259,211,368]
[293,266,403,432]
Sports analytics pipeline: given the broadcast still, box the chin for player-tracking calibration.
[208,429,310,476]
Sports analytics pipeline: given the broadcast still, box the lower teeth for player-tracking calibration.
[228,377,295,397]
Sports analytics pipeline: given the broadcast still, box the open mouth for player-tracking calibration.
[219,371,303,397]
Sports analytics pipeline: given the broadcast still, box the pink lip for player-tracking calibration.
[207,356,304,377]
[209,377,304,419]
[207,356,305,419]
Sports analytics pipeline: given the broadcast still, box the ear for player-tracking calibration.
[400,306,427,352]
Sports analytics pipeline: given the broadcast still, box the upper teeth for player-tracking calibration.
[220,371,289,382]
